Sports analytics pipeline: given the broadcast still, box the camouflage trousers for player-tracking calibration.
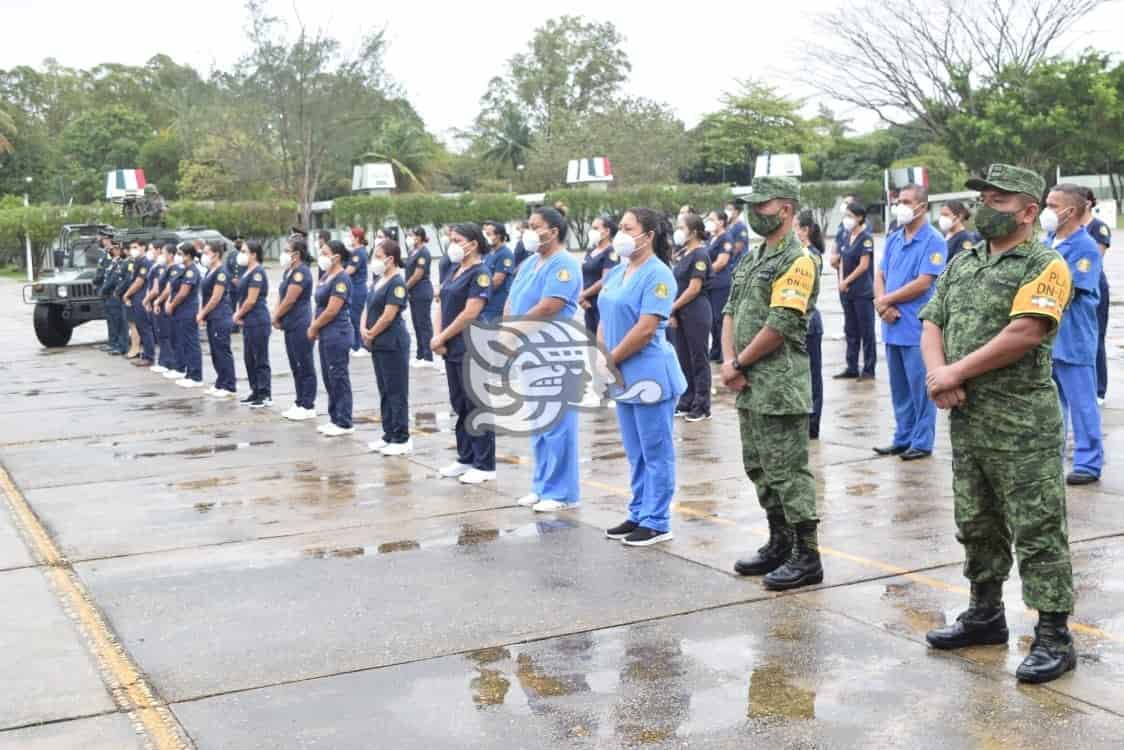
[738,410,818,525]
[952,442,1073,613]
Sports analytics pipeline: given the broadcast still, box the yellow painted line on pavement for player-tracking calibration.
[0,466,189,749]
[581,476,1118,643]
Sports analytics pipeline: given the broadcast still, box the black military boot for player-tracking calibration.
[763,521,823,591]
[734,514,792,576]
[926,582,1009,650]
[1016,612,1077,684]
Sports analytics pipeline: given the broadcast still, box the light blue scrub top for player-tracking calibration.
[507,249,582,316]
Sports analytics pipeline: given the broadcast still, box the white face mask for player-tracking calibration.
[588,229,602,248]
[202,253,215,267]
[938,215,956,233]
[373,237,385,248]
[174,254,184,265]
[317,254,332,272]
[129,248,141,259]
[155,255,166,266]
[673,229,687,246]
[842,216,858,232]
[521,229,540,254]
[893,203,917,225]
[1040,208,1065,234]
[446,243,466,264]
[613,231,638,258]
[724,209,734,220]
[236,252,249,267]
[370,258,386,277]
[704,220,717,235]
[145,250,156,261]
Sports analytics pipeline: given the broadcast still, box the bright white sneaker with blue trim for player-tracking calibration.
[532,499,579,513]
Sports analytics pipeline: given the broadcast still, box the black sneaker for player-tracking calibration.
[685,411,711,423]
[621,527,673,547]
[673,408,688,418]
[605,520,639,539]
[832,370,859,380]
[240,395,257,405]
[248,398,272,409]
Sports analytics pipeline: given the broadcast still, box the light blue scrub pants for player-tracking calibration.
[616,398,677,533]
[1053,361,1104,478]
[886,343,935,453]
[532,408,580,503]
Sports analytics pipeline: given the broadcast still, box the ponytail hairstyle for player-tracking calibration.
[531,207,569,244]
[797,210,825,254]
[450,223,488,258]
[626,207,673,265]
[380,239,403,268]
[245,239,264,263]
[289,238,311,264]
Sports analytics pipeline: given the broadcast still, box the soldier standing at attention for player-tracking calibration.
[920,164,1077,684]
[724,177,822,590]
[94,229,114,351]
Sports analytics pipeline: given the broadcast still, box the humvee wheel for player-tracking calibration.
[34,304,73,347]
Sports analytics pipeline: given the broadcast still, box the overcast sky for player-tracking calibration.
[4,0,1124,145]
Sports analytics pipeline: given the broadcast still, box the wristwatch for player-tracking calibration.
[732,356,750,375]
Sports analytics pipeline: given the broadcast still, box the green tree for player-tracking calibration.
[364,118,442,192]
[481,107,532,174]
[0,110,14,154]
[138,130,186,200]
[60,105,150,202]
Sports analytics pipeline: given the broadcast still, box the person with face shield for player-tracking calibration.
[724,177,822,590]
[919,164,1077,685]
[275,238,317,421]
[480,221,515,324]
[345,227,370,357]
[433,224,494,483]
[579,215,619,335]
[669,212,712,421]
[505,208,584,512]
[835,201,877,381]
[1043,183,1104,486]
[598,208,686,546]
[873,184,947,461]
[362,240,413,456]
[938,200,980,262]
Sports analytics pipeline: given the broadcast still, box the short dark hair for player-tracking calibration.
[1051,183,1088,212]
[482,221,509,243]
[206,239,228,256]
[317,229,331,245]
[179,242,197,260]
[900,184,929,204]
[531,207,569,242]
[846,201,868,220]
[681,212,706,242]
[412,226,428,242]
[328,239,351,265]
[945,199,971,221]
[163,241,177,253]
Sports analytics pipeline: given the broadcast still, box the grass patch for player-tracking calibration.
[0,265,29,279]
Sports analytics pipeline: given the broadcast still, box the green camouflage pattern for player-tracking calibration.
[744,175,801,204]
[965,163,1047,200]
[723,230,820,414]
[952,443,1073,613]
[738,410,818,527]
[918,238,1070,449]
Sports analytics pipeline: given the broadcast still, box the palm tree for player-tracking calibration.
[0,110,16,155]
[482,108,531,173]
[365,119,437,191]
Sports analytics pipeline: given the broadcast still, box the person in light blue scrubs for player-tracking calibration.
[481,221,515,324]
[1046,184,1105,484]
[505,207,584,513]
[598,208,687,547]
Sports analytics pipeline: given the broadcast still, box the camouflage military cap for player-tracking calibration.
[741,176,801,205]
[965,164,1045,201]
[143,184,157,194]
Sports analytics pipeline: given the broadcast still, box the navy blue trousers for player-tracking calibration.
[1096,271,1109,399]
[408,293,434,361]
[176,316,202,381]
[319,330,353,428]
[206,321,236,392]
[349,292,366,352]
[155,313,176,370]
[672,298,713,415]
[105,298,128,352]
[134,304,154,360]
[446,358,495,470]
[373,339,410,443]
[242,323,272,400]
[842,294,877,376]
[708,285,731,360]
[285,326,317,410]
[808,331,823,437]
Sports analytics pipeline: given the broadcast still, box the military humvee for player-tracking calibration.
[23,224,232,347]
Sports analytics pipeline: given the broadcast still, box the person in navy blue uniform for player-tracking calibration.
[938,200,981,262]
[100,243,128,355]
[670,213,713,421]
[405,227,435,367]
[1047,184,1105,485]
[1082,188,1112,404]
[311,240,355,436]
[232,241,272,407]
[142,243,169,373]
[835,201,877,380]
[433,223,494,484]
[119,243,142,359]
[165,242,204,388]
[579,215,619,335]
[506,207,584,512]
[599,208,687,547]
[93,230,114,350]
[796,212,826,440]
[725,202,751,276]
[874,185,947,460]
[345,226,370,355]
[154,244,186,378]
[197,240,237,398]
[275,238,317,421]
[122,240,155,367]
[481,221,515,324]
[362,240,413,456]
[704,210,734,362]
[511,220,530,269]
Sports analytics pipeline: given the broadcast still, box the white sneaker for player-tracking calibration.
[317,423,332,434]
[282,407,303,420]
[439,462,472,478]
[368,439,388,452]
[294,407,317,420]
[150,365,167,373]
[459,468,496,485]
[1097,396,1106,407]
[182,379,205,389]
[204,386,221,396]
[350,349,366,358]
[380,440,413,456]
[409,359,425,369]
[433,360,444,372]
[516,493,540,507]
[321,423,355,437]
[163,370,185,379]
[210,389,234,399]
[533,499,580,513]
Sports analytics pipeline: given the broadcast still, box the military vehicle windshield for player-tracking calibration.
[51,227,104,271]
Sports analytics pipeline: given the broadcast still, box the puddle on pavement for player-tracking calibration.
[125,440,275,460]
[747,663,816,720]
[175,476,240,491]
[301,519,579,560]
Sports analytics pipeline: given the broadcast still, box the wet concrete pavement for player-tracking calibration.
[2,244,1124,748]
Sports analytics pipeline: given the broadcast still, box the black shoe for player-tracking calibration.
[673,408,689,418]
[926,608,1009,650]
[1016,613,1077,684]
[108,350,123,356]
[832,370,860,380]
[605,520,639,540]
[873,444,908,456]
[856,373,875,382]
[1066,472,1099,486]
[685,411,711,423]
[763,522,823,590]
[621,527,673,546]
[900,448,932,461]
[734,514,791,576]
[240,395,257,405]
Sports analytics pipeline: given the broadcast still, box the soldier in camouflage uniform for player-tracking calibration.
[722,176,823,591]
[919,164,1077,684]
[139,184,167,227]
